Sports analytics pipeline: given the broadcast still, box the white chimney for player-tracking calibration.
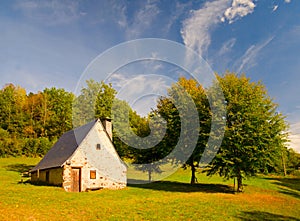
[102,118,112,141]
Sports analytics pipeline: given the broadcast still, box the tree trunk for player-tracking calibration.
[148,169,152,182]
[281,152,287,176]
[42,94,47,137]
[233,177,235,191]
[191,164,196,184]
[237,172,243,192]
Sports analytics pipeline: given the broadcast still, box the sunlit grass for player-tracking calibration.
[0,157,299,220]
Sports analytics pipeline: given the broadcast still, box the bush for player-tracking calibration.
[0,136,54,158]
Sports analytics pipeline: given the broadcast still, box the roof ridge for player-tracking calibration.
[31,119,98,172]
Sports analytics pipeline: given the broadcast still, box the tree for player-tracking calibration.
[73,79,117,127]
[24,92,45,138]
[42,88,74,139]
[0,84,73,157]
[0,84,27,136]
[286,148,300,174]
[73,79,103,127]
[206,72,289,192]
[111,97,170,182]
[111,99,136,160]
[131,113,167,182]
[156,77,210,184]
[95,81,116,119]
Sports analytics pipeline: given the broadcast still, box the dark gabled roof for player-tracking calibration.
[31,119,98,172]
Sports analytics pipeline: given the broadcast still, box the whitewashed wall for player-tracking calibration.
[63,121,127,192]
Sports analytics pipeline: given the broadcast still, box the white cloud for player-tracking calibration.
[284,0,291,3]
[181,0,230,57]
[106,59,170,93]
[115,74,173,116]
[290,122,300,133]
[14,0,83,25]
[222,0,256,24]
[106,73,131,90]
[289,135,300,153]
[289,122,300,153]
[235,36,274,73]
[272,5,279,12]
[181,0,258,58]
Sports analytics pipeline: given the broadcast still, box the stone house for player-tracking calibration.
[30,119,127,192]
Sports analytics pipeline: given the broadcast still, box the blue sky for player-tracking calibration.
[1,0,300,152]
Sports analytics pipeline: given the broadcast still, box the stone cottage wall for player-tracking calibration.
[31,167,63,186]
[62,165,72,192]
[62,122,127,192]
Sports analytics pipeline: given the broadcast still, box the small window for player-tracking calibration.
[90,170,96,179]
[96,143,101,150]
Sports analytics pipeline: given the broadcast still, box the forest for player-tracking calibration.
[0,72,299,191]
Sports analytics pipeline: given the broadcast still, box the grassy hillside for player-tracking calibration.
[0,157,299,220]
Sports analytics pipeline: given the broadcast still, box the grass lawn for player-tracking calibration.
[0,157,299,220]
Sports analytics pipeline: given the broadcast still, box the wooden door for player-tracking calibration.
[71,168,81,192]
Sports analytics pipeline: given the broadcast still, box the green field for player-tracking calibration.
[0,158,299,220]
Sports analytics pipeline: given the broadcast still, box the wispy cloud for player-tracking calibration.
[163,1,193,35]
[14,0,83,25]
[209,37,236,71]
[218,38,236,57]
[221,0,256,24]
[181,0,230,57]
[122,0,160,39]
[181,0,258,58]
[235,36,274,73]
[285,0,291,3]
[116,6,127,28]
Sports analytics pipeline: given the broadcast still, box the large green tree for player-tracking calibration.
[73,79,103,127]
[42,88,74,139]
[206,73,289,192]
[130,113,168,182]
[156,77,210,184]
[95,81,116,120]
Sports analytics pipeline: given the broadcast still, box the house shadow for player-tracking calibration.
[127,180,234,193]
[236,211,300,221]
[5,163,61,187]
[263,177,300,199]
[5,163,35,177]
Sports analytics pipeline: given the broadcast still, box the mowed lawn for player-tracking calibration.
[0,158,299,221]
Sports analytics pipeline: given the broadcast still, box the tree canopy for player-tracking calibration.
[0,73,295,190]
[205,73,289,191]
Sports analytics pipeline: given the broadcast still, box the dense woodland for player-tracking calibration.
[0,72,299,191]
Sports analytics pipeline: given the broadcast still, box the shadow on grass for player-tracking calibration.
[278,187,300,200]
[25,180,61,187]
[128,180,234,193]
[237,211,300,221]
[5,163,35,177]
[263,177,300,199]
